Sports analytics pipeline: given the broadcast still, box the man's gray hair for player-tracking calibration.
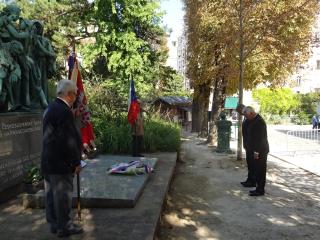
[56,79,77,97]
[243,106,255,114]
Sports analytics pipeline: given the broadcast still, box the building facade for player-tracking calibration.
[177,34,190,90]
[292,12,320,94]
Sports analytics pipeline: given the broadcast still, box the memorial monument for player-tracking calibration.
[0,4,56,202]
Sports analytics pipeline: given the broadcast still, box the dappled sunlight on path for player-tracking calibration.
[158,132,320,240]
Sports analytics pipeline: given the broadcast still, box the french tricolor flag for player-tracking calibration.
[127,79,140,126]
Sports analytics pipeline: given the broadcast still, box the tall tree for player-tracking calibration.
[14,0,176,103]
[184,0,213,136]
[185,0,319,149]
[79,0,168,99]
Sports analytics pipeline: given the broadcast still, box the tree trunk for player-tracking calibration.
[191,98,200,132]
[207,74,227,145]
[198,84,211,137]
[199,98,209,137]
[237,0,245,160]
[192,84,210,136]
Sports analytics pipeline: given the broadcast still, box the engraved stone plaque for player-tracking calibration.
[0,112,43,193]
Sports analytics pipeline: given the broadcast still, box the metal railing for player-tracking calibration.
[286,129,320,155]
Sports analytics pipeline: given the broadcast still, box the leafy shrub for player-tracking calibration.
[291,112,311,125]
[291,93,320,125]
[253,88,299,116]
[253,88,320,125]
[92,113,181,154]
[24,165,43,185]
[144,116,181,152]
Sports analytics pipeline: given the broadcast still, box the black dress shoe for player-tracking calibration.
[241,182,256,187]
[249,190,264,196]
[241,180,253,185]
[240,180,248,185]
[57,224,83,238]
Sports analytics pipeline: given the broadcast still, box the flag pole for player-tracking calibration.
[76,173,81,222]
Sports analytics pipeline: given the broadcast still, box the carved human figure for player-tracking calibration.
[0,4,21,43]
[4,16,48,109]
[32,21,56,101]
[0,40,23,111]
[0,4,56,112]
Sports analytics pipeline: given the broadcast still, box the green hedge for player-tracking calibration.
[92,113,181,154]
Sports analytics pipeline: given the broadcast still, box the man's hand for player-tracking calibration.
[74,165,81,174]
[254,152,259,160]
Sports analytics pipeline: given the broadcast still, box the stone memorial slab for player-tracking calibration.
[0,112,42,198]
[76,155,157,208]
[22,155,158,208]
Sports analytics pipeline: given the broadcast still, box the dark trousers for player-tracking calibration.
[246,151,255,183]
[132,135,143,157]
[253,154,267,193]
[44,174,74,231]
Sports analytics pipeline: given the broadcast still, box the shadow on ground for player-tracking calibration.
[157,133,320,240]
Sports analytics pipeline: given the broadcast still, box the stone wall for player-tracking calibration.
[0,112,43,196]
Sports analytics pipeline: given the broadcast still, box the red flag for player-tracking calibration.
[68,54,95,147]
[128,79,140,126]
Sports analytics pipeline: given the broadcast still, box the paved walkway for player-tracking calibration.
[0,153,176,240]
[158,132,320,240]
[268,125,320,176]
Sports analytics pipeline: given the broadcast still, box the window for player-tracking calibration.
[296,76,301,86]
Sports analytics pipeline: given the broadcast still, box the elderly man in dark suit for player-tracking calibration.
[236,104,256,188]
[41,79,83,237]
[244,106,269,196]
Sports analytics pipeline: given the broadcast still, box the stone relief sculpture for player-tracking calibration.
[0,4,56,112]
[0,40,23,111]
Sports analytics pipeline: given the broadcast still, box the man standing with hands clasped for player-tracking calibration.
[243,106,269,196]
[41,79,83,237]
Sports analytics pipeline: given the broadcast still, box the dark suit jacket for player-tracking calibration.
[247,114,269,155]
[242,118,250,150]
[41,98,81,175]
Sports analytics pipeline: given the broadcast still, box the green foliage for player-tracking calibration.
[16,0,92,80]
[291,93,320,125]
[86,80,181,154]
[24,165,43,185]
[261,114,291,125]
[253,88,299,115]
[155,66,190,97]
[78,0,169,98]
[48,79,57,102]
[92,112,181,154]
[253,88,320,125]
[14,0,186,102]
[144,116,181,152]
[291,111,310,125]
